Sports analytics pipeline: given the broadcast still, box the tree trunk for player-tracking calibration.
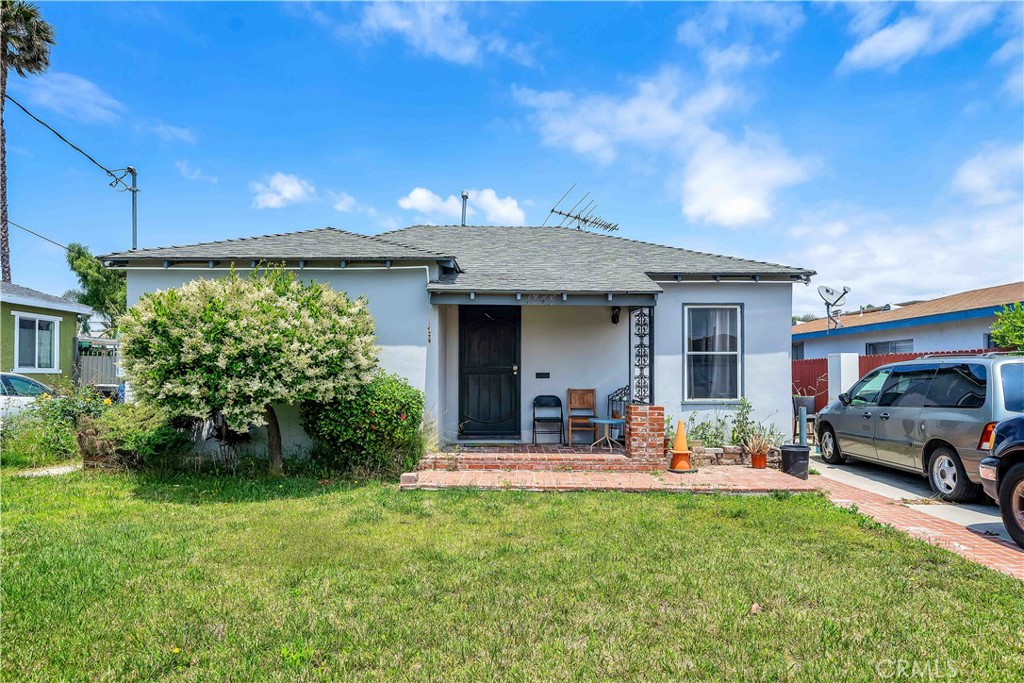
[1,47,11,283]
[265,404,284,476]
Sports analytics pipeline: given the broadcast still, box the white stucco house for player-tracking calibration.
[103,225,813,450]
[792,281,1023,360]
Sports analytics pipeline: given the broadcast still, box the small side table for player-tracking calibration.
[590,417,625,452]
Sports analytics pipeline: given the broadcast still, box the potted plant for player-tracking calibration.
[742,425,780,469]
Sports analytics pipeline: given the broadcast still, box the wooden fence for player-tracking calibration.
[793,348,1002,413]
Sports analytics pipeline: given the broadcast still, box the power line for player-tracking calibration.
[7,219,69,252]
[3,93,131,191]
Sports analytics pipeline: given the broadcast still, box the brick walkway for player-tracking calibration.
[816,478,1024,580]
[401,466,819,493]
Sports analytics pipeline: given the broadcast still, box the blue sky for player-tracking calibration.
[7,1,1023,314]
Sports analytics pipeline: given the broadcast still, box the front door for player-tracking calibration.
[459,306,521,439]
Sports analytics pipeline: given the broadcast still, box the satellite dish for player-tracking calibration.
[817,285,851,333]
[818,285,850,307]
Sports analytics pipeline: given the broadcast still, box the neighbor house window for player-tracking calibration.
[12,312,60,373]
[684,305,741,401]
[865,339,913,355]
[984,333,999,350]
[792,342,805,361]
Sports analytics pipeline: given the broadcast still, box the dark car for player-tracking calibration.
[979,415,1024,548]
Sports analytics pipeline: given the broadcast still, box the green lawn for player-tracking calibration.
[2,472,1022,682]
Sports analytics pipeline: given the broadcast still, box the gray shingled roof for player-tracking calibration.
[101,227,448,262]
[1,282,94,314]
[381,225,813,294]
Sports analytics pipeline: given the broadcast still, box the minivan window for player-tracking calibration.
[849,369,892,406]
[1002,363,1024,413]
[878,364,939,407]
[925,363,987,409]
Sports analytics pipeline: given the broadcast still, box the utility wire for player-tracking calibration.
[3,93,131,190]
[7,219,69,251]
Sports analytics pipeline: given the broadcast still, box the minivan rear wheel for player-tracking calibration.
[927,447,981,503]
[819,426,845,464]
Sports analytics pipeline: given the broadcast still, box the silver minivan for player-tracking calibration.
[816,354,1024,502]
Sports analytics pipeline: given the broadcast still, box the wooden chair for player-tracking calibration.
[567,388,598,446]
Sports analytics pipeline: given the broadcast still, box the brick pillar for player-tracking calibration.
[625,403,666,464]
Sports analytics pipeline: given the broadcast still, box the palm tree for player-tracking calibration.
[1,1,56,283]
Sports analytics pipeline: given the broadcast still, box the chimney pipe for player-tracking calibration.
[461,190,469,226]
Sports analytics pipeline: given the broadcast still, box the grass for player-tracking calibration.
[2,472,1023,682]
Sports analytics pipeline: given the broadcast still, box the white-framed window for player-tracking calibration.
[684,304,741,401]
[865,339,913,355]
[11,311,61,374]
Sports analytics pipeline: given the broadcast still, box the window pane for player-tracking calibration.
[688,308,737,352]
[4,376,49,396]
[866,339,913,355]
[17,318,36,369]
[687,355,738,399]
[878,364,938,407]
[37,320,54,369]
[1001,363,1023,413]
[792,342,804,361]
[926,364,987,409]
[850,369,891,406]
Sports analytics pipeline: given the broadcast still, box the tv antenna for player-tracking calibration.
[542,183,619,232]
[818,285,850,333]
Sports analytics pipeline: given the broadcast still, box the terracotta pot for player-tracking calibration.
[751,452,768,469]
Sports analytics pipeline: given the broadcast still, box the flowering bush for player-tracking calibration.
[118,268,378,473]
[301,372,425,476]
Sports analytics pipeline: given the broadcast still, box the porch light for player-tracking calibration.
[611,306,621,324]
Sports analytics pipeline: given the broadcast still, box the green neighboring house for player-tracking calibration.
[1,283,93,385]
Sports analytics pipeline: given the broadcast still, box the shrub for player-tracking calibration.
[77,403,194,470]
[990,303,1024,351]
[685,412,730,448]
[0,385,109,469]
[117,268,378,474]
[300,372,425,477]
[729,398,756,447]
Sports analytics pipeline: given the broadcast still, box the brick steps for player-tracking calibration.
[417,453,665,473]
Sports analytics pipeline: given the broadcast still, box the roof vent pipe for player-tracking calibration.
[461,190,469,226]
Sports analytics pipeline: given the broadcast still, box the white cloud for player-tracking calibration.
[843,3,896,38]
[513,69,811,227]
[349,2,532,66]
[176,161,218,184]
[839,3,999,73]
[952,142,1023,206]
[788,201,1024,315]
[152,121,197,144]
[14,72,125,124]
[331,191,378,216]
[470,189,526,225]
[682,131,812,226]
[249,173,315,209]
[677,2,804,74]
[397,187,526,225]
[398,187,464,219]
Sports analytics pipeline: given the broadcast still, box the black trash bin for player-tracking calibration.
[780,444,810,480]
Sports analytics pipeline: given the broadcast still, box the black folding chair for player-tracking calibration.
[532,395,564,445]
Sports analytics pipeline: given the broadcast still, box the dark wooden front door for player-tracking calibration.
[459,306,520,438]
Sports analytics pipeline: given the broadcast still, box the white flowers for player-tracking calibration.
[119,269,379,432]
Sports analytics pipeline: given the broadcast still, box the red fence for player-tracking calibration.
[793,349,1002,413]
[792,358,830,412]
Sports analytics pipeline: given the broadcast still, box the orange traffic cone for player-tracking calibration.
[668,420,697,474]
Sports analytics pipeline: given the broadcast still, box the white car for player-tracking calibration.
[0,373,52,424]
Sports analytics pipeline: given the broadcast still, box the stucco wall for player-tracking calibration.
[795,316,996,359]
[1,301,79,385]
[125,266,436,453]
[438,304,629,443]
[653,282,795,436]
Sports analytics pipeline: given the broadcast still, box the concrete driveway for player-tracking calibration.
[811,454,1014,545]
